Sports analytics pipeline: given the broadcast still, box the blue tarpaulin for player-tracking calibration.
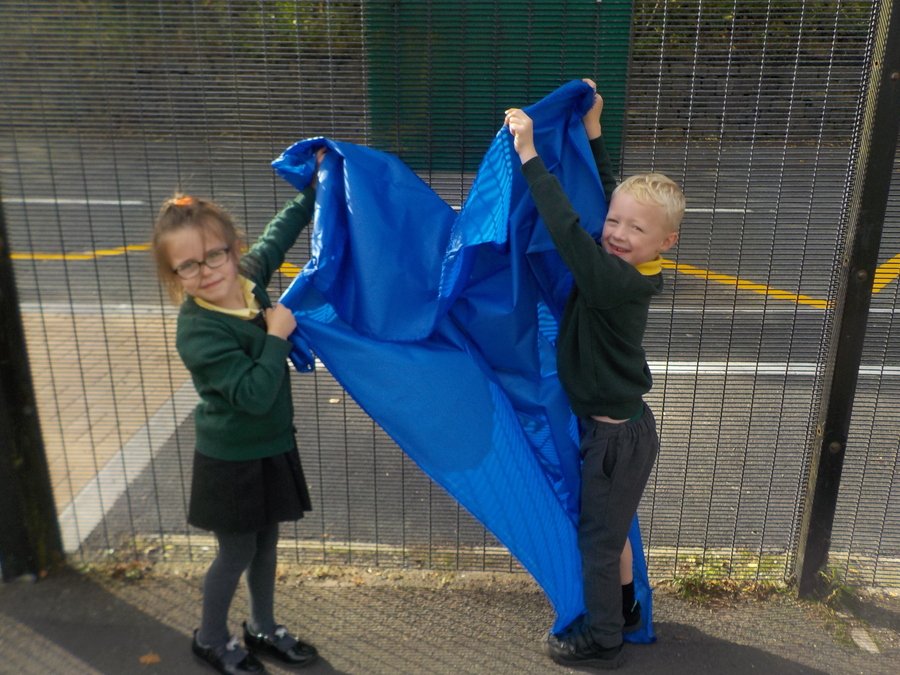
[273,80,655,641]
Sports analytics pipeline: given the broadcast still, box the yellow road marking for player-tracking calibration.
[12,243,302,278]
[12,243,150,261]
[872,253,900,294]
[13,245,900,309]
[660,258,831,309]
[278,262,302,278]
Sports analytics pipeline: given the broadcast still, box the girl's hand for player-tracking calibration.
[265,304,297,340]
[581,78,603,139]
[504,108,538,164]
[310,147,327,189]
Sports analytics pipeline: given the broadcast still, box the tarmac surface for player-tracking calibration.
[1,562,899,675]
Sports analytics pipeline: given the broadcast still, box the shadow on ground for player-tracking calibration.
[2,564,898,674]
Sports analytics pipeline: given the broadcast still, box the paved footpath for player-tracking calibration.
[1,564,899,674]
[21,310,188,513]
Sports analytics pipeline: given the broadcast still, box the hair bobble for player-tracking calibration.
[172,195,196,207]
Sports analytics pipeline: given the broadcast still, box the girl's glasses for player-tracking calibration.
[173,247,230,279]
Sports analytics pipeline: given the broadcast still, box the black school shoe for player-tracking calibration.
[243,622,319,667]
[546,627,626,670]
[192,632,267,675]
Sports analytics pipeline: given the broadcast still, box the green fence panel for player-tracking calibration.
[365,0,632,174]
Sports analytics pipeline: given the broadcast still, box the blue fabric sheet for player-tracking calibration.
[273,80,655,642]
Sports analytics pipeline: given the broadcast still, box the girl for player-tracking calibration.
[152,151,324,675]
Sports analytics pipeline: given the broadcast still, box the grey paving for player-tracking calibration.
[2,564,899,674]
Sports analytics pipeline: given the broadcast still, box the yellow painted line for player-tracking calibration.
[660,258,831,309]
[12,243,150,261]
[278,262,302,279]
[873,253,900,294]
[17,243,896,310]
[12,242,306,280]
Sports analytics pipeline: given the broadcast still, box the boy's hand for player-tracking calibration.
[581,78,603,140]
[504,108,538,164]
[265,304,297,340]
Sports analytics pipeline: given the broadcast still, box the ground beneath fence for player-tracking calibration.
[2,563,899,674]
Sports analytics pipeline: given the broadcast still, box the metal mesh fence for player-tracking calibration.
[832,145,900,586]
[1,0,897,586]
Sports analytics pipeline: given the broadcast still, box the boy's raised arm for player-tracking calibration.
[581,78,603,140]
[582,78,617,203]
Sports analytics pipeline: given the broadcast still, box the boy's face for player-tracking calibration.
[601,192,678,267]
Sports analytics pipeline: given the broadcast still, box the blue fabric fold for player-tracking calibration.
[273,80,655,641]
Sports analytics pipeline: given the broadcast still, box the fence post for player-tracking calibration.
[795,0,900,597]
[0,196,64,581]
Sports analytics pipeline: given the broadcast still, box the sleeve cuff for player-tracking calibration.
[521,155,549,185]
[589,135,607,155]
[264,333,295,361]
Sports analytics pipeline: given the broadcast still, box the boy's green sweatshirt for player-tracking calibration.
[521,138,662,419]
[175,187,315,461]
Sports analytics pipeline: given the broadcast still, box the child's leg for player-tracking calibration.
[578,432,635,647]
[620,538,641,630]
[620,538,633,585]
[246,522,279,635]
[578,412,658,647]
[199,530,259,646]
[242,522,318,665]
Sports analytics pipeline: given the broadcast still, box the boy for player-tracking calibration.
[504,79,684,670]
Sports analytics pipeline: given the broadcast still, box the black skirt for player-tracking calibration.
[188,446,313,534]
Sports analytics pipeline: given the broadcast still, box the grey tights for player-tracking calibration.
[197,523,279,647]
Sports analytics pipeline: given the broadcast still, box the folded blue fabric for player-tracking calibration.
[274,80,655,641]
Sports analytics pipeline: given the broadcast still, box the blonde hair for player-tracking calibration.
[612,173,685,233]
[151,194,244,304]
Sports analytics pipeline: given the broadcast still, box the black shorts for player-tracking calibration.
[188,446,313,533]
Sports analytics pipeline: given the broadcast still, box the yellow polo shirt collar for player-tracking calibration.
[194,276,261,319]
[635,257,663,277]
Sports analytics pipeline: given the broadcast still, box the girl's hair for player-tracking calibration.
[152,194,244,304]
[613,173,686,233]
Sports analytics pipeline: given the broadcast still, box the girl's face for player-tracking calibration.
[164,225,244,309]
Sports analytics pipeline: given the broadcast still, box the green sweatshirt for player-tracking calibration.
[522,138,662,419]
[175,187,315,461]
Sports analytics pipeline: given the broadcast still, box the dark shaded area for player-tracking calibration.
[2,565,898,674]
[0,198,63,581]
